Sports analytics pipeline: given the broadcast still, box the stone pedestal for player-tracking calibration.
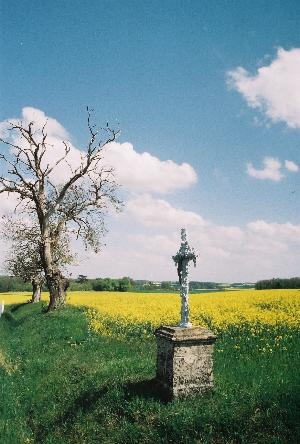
[154,326,217,398]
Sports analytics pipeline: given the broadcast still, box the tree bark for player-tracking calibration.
[46,270,69,311]
[40,232,69,311]
[31,279,41,303]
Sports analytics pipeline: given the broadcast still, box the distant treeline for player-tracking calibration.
[70,276,135,292]
[3,274,298,293]
[0,275,136,293]
[255,277,300,290]
[0,276,174,293]
[0,276,33,292]
[0,275,254,293]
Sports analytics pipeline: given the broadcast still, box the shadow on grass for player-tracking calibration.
[1,310,20,327]
[63,386,110,416]
[2,302,37,327]
[33,385,110,442]
[33,378,171,441]
[123,378,172,403]
[10,302,31,313]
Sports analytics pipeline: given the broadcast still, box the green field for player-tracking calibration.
[1,298,299,443]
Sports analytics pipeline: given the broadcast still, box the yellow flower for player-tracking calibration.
[69,289,300,338]
[5,289,299,339]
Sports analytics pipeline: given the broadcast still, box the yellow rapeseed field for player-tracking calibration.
[68,289,300,336]
[3,289,299,337]
[0,292,32,305]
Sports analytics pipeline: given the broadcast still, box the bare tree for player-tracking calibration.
[1,216,73,303]
[0,109,121,311]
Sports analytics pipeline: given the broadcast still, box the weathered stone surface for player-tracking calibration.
[155,326,217,398]
[172,229,197,327]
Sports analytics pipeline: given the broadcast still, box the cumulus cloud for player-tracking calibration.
[73,198,300,281]
[2,107,299,281]
[125,194,206,228]
[247,157,283,181]
[22,107,69,139]
[0,107,197,194]
[247,219,300,241]
[0,107,199,274]
[0,107,69,141]
[285,160,299,172]
[104,142,197,194]
[227,47,300,128]
[0,107,82,184]
[110,195,299,281]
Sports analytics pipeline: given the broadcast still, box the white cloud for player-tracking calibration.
[103,141,197,193]
[247,157,283,181]
[72,202,300,281]
[1,107,299,282]
[1,107,197,194]
[22,107,69,139]
[247,219,300,241]
[125,194,206,228]
[106,195,299,281]
[0,107,69,140]
[0,107,82,184]
[285,160,299,172]
[227,47,300,128]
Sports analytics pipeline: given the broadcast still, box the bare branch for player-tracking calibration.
[0,108,122,310]
[44,140,71,176]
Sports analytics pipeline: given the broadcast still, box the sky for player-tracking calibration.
[0,0,299,282]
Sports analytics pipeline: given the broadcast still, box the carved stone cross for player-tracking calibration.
[172,228,197,328]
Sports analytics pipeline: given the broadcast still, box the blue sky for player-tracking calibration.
[1,1,299,281]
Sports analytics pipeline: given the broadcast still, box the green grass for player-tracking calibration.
[0,303,299,443]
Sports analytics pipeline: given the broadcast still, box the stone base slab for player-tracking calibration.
[154,326,217,398]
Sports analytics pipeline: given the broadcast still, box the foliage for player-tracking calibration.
[160,281,174,290]
[1,296,299,443]
[0,276,135,293]
[1,216,73,302]
[69,280,93,291]
[256,277,300,289]
[189,281,217,289]
[92,277,119,291]
[0,275,257,293]
[1,216,44,283]
[0,276,32,293]
[118,277,134,292]
[73,277,134,292]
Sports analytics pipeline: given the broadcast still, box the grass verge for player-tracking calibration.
[0,302,299,443]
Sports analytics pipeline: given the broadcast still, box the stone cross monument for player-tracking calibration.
[154,229,217,398]
[172,228,197,328]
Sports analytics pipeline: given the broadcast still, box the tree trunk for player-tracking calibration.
[46,270,69,311]
[40,230,69,311]
[31,280,41,303]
